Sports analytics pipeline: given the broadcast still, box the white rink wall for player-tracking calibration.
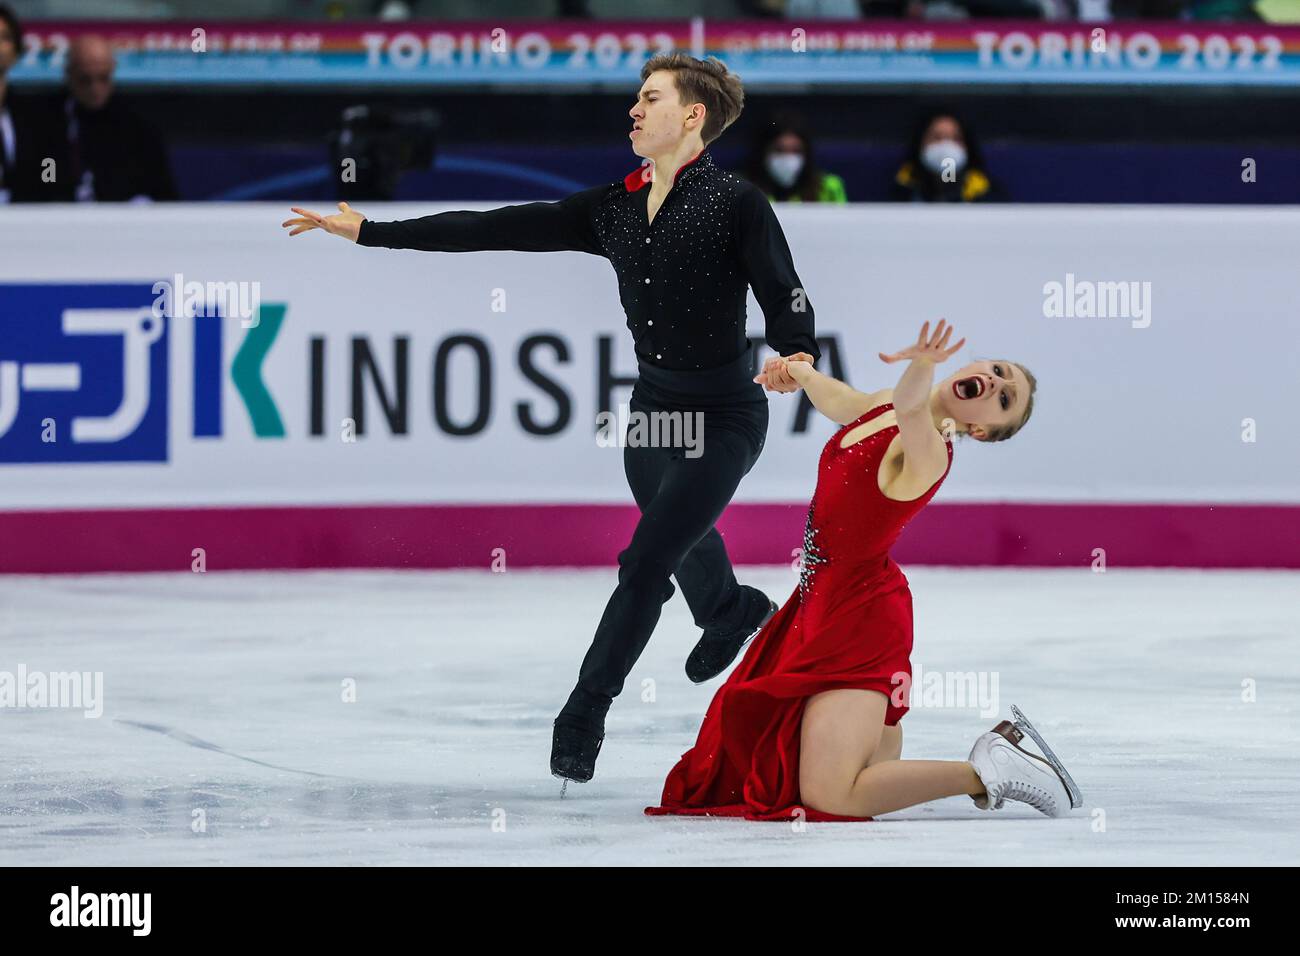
[2,203,1297,509]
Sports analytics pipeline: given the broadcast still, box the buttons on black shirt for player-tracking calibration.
[357,149,820,371]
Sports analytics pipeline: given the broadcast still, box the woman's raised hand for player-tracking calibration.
[281,202,366,242]
[878,319,965,365]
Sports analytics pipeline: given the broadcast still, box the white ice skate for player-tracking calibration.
[967,705,1082,817]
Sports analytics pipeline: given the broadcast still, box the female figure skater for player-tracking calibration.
[647,319,1082,821]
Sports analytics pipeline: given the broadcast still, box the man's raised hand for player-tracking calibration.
[282,202,366,242]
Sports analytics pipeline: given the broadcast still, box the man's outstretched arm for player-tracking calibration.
[282,185,608,257]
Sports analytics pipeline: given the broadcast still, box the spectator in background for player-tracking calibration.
[743,112,847,203]
[50,35,176,202]
[0,3,20,202]
[891,110,1001,203]
[0,3,50,203]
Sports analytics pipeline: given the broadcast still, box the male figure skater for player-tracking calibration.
[283,53,820,783]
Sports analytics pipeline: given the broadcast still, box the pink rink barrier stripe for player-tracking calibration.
[0,502,1296,574]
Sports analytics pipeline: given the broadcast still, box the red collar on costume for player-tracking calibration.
[622,149,708,193]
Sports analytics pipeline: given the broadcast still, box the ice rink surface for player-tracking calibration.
[2,565,1297,866]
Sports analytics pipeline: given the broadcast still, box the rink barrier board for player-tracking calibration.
[3,205,1297,513]
[12,20,1300,88]
[0,501,1295,573]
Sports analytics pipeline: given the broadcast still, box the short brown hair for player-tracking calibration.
[981,362,1037,443]
[640,53,744,146]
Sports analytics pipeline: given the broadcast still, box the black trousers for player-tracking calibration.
[564,344,769,712]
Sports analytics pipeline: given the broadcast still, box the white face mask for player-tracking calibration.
[766,152,805,189]
[921,139,967,177]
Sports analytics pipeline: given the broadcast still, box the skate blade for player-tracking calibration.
[1010,704,1083,809]
[740,601,780,649]
[733,624,765,656]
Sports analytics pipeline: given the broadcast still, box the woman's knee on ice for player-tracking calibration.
[798,766,856,816]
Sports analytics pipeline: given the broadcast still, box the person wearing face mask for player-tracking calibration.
[744,113,846,204]
[891,110,1001,204]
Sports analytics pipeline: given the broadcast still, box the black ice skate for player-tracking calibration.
[550,686,611,783]
[550,718,603,783]
[685,589,778,684]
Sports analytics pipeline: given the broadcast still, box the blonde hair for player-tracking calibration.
[640,53,744,146]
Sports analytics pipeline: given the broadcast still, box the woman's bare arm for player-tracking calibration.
[878,320,965,491]
[783,361,887,426]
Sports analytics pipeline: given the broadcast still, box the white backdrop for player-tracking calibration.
[2,202,1297,509]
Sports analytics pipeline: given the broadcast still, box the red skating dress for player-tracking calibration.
[645,402,953,822]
